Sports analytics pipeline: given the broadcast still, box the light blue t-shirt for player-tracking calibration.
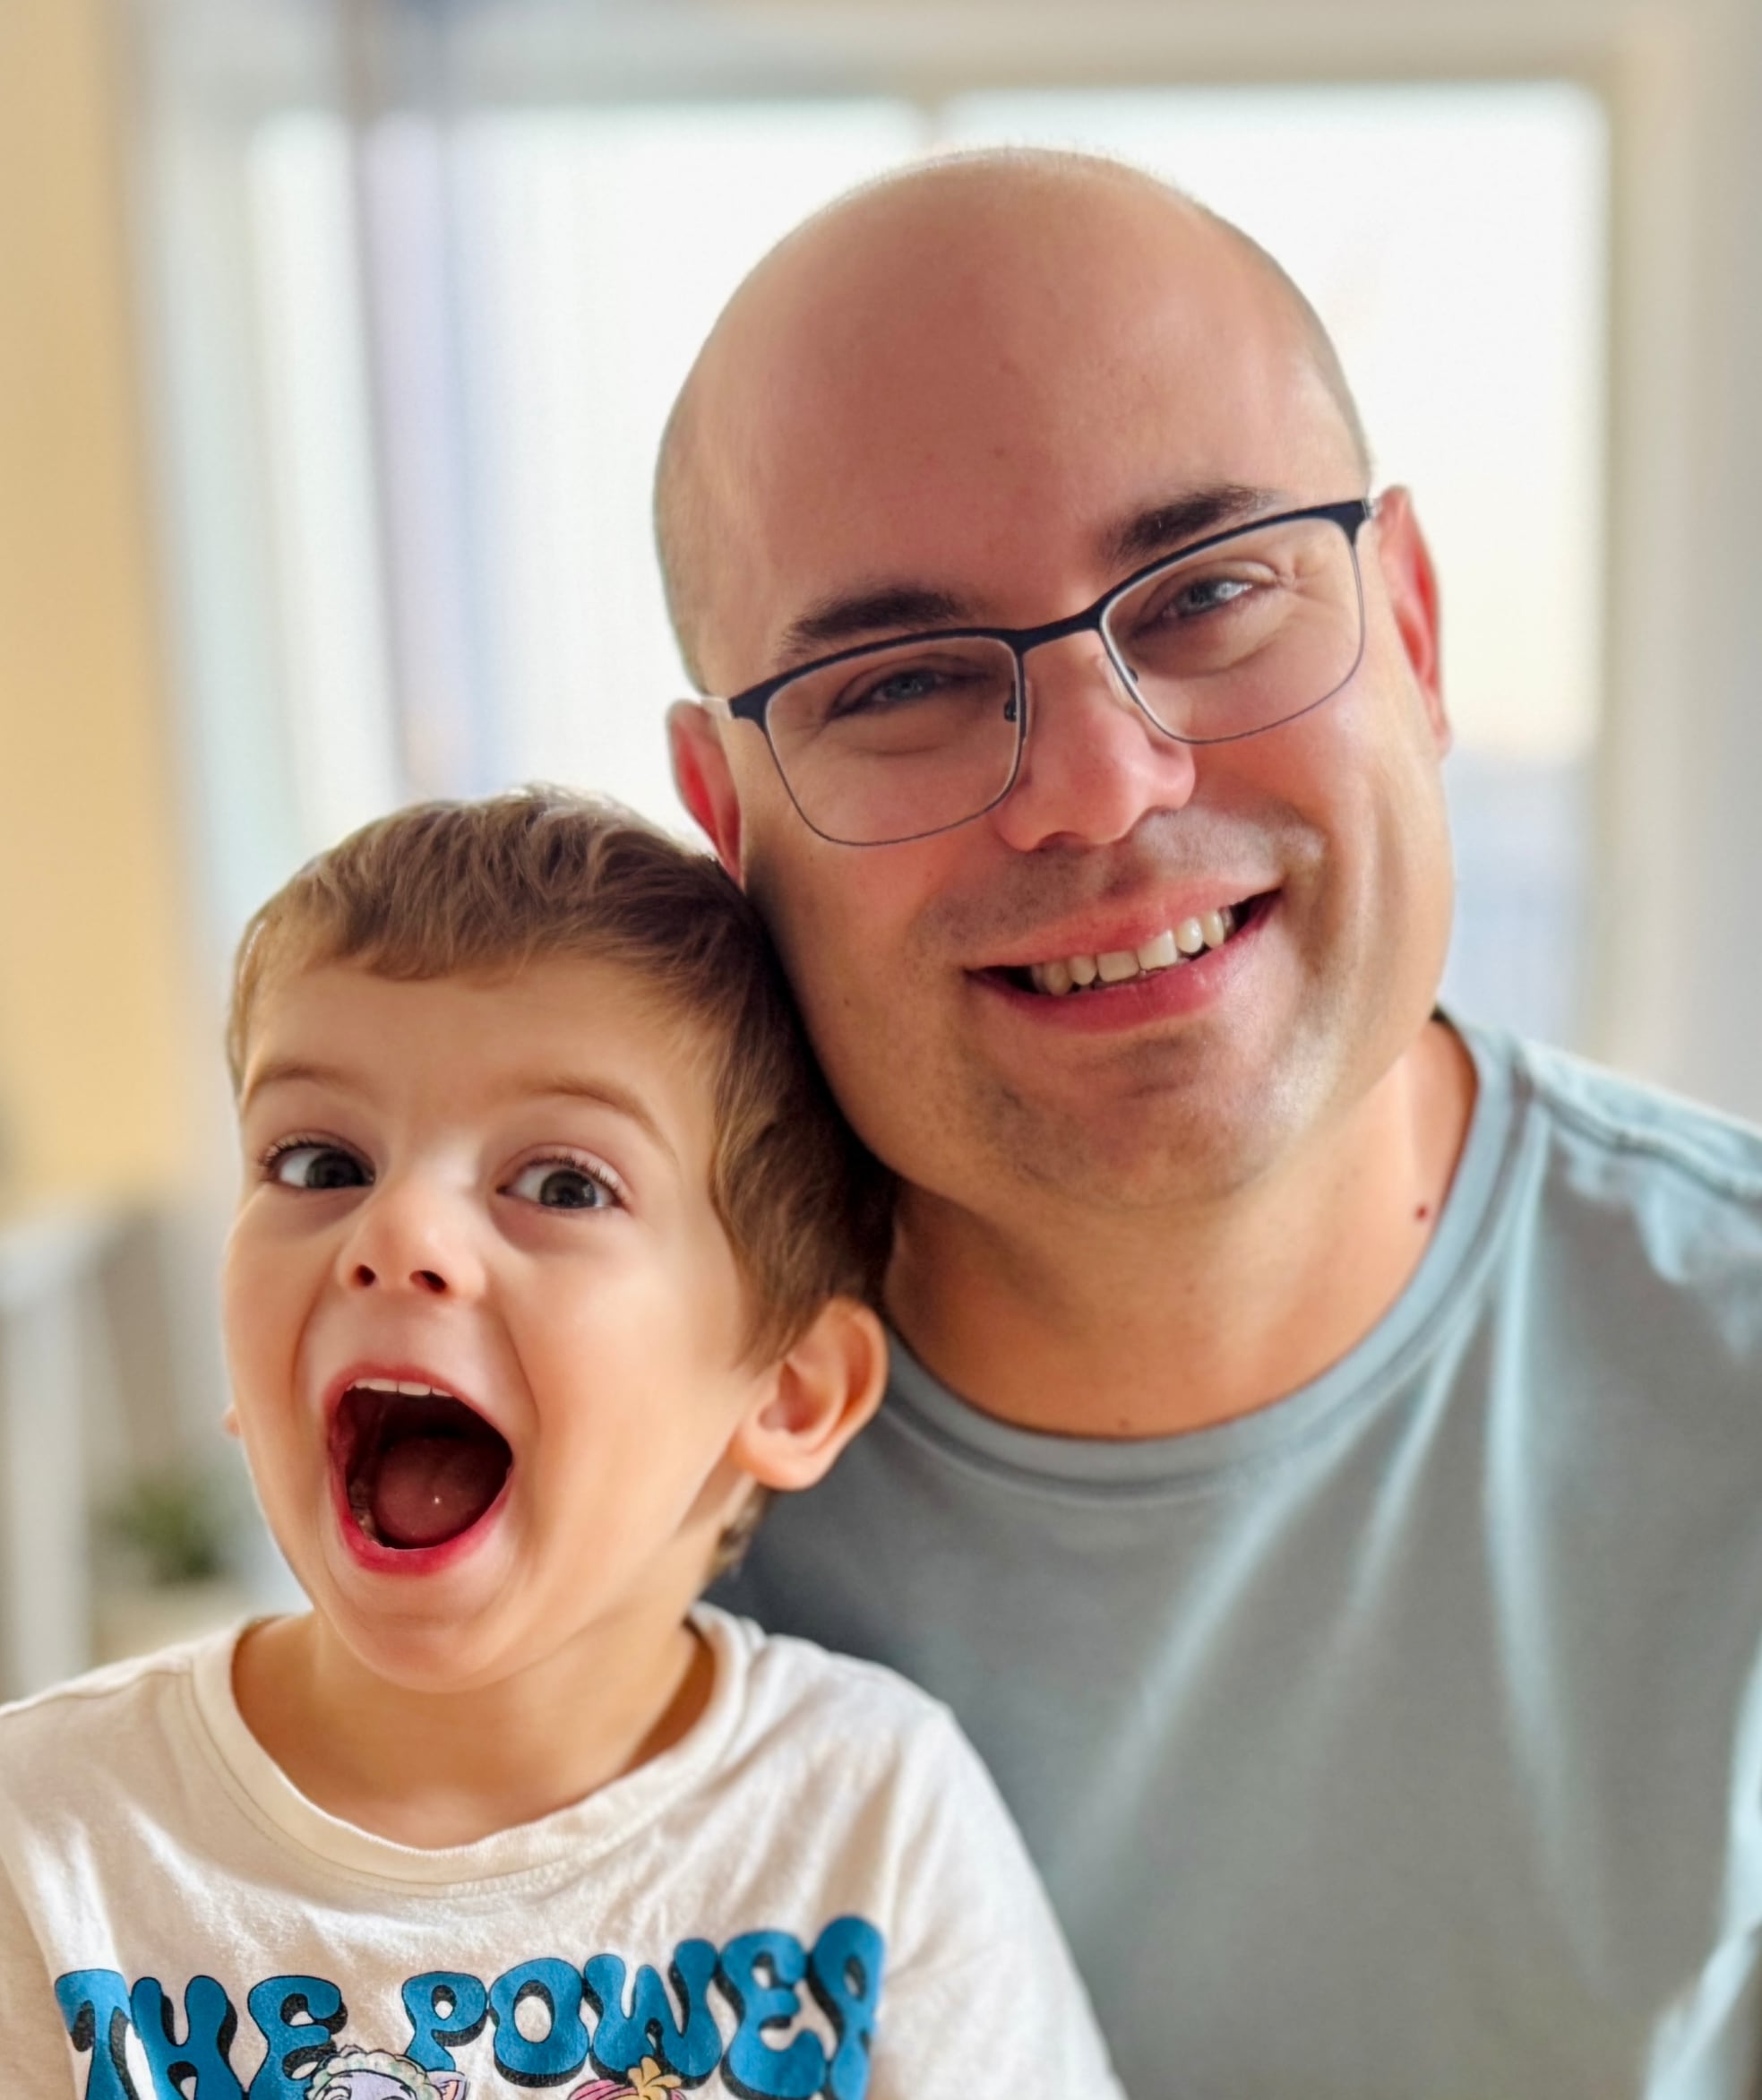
[720,1023,1762,2097]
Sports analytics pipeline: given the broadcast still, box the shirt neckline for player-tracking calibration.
[881,1015,1524,1494]
[188,1603,752,1889]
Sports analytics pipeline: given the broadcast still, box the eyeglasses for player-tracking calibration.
[706,496,1373,848]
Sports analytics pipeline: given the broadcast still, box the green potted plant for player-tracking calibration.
[93,1462,251,1661]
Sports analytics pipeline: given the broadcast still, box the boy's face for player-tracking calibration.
[224,955,778,1696]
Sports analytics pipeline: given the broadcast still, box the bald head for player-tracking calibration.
[655,148,1371,693]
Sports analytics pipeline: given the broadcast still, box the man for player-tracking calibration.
[658,150,1762,2096]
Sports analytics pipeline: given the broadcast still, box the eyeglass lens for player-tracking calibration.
[765,512,1363,846]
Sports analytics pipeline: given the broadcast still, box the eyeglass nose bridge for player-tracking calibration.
[1011,601,1164,741]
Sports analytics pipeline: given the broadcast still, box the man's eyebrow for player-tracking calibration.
[769,484,1283,667]
[777,584,975,664]
[1101,484,1279,572]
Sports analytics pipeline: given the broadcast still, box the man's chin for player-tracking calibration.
[915,1064,1311,1219]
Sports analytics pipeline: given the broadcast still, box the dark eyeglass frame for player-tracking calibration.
[706,495,1375,847]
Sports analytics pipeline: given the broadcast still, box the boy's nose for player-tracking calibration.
[335,1183,485,1300]
[349,1259,448,1295]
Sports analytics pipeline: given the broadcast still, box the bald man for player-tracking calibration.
[660,152,1762,2097]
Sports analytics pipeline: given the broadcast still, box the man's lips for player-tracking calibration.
[974,882,1278,976]
[970,890,1276,1028]
[973,887,1277,995]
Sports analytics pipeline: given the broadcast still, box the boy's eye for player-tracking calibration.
[267,1142,370,1191]
[504,1159,618,1211]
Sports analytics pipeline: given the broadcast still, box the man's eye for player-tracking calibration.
[1147,572,1257,623]
[832,663,948,717]
[266,1142,370,1191]
[823,650,1003,722]
[504,1159,619,1211]
[1178,575,1254,614]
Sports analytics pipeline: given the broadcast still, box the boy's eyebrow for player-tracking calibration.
[514,1075,678,1165]
[239,1056,360,1114]
[242,1058,679,1165]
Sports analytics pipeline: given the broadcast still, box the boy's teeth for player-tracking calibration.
[1027,905,1240,995]
[353,1375,455,1399]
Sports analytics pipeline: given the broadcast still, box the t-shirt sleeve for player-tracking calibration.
[0,1855,78,2094]
[865,1706,1127,2100]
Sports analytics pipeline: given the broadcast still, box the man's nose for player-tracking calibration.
[989,633,1199,853]
[335,1179,485,1301]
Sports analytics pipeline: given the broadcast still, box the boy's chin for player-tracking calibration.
[286,1496,727,1701]
[304,1569,554,1700]
[282,1502,526,1692]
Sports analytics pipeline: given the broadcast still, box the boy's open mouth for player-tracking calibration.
[335,1381,512,1551]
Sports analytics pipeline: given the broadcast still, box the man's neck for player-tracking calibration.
[886,1018,1478,1440]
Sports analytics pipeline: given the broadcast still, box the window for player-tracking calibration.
[141,38,1606,1046]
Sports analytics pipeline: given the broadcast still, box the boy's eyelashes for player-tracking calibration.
[503,1153,625,1211]
[254,1134,628,1213]
[260,1134,370,1191]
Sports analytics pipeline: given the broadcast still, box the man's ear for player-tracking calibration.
[1370,486,1448,754]
[668,700,743,876]
[731,1298,888,1494]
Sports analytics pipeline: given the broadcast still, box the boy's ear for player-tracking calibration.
[731,1298,888,1493]
[220,1402,240,1440]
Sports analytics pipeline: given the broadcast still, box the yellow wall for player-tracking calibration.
[0,0,196,1216]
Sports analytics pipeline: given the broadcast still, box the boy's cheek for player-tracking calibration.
[219,1235,309,1417]
[219,1246,265,1379]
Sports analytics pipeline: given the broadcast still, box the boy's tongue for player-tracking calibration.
[347,1390,513,1551]
[371,1434,504,1548]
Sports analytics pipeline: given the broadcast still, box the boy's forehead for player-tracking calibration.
[249,951,663,1041]
[238,955,712,1145]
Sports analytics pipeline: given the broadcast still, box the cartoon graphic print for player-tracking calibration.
[571,2058,682,2100]
[309,2046,467,2100]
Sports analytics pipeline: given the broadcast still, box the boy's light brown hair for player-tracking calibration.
[228,787,894,1368]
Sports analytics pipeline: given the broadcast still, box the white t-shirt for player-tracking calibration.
[0,1605,1122,2100]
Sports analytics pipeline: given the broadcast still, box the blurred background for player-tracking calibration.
[2,0,1759,1694]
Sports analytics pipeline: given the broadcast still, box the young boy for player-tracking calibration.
[0,790,1122,2100]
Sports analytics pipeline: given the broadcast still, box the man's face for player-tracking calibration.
[674,181,1452,1219]
[224,959,772,1696]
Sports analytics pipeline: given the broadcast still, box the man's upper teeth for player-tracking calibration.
[354,1376,454,1398]
[1028,907,1237,994]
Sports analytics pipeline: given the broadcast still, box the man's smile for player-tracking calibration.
[980,887,1278,998]
[963,889,1281,1037]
